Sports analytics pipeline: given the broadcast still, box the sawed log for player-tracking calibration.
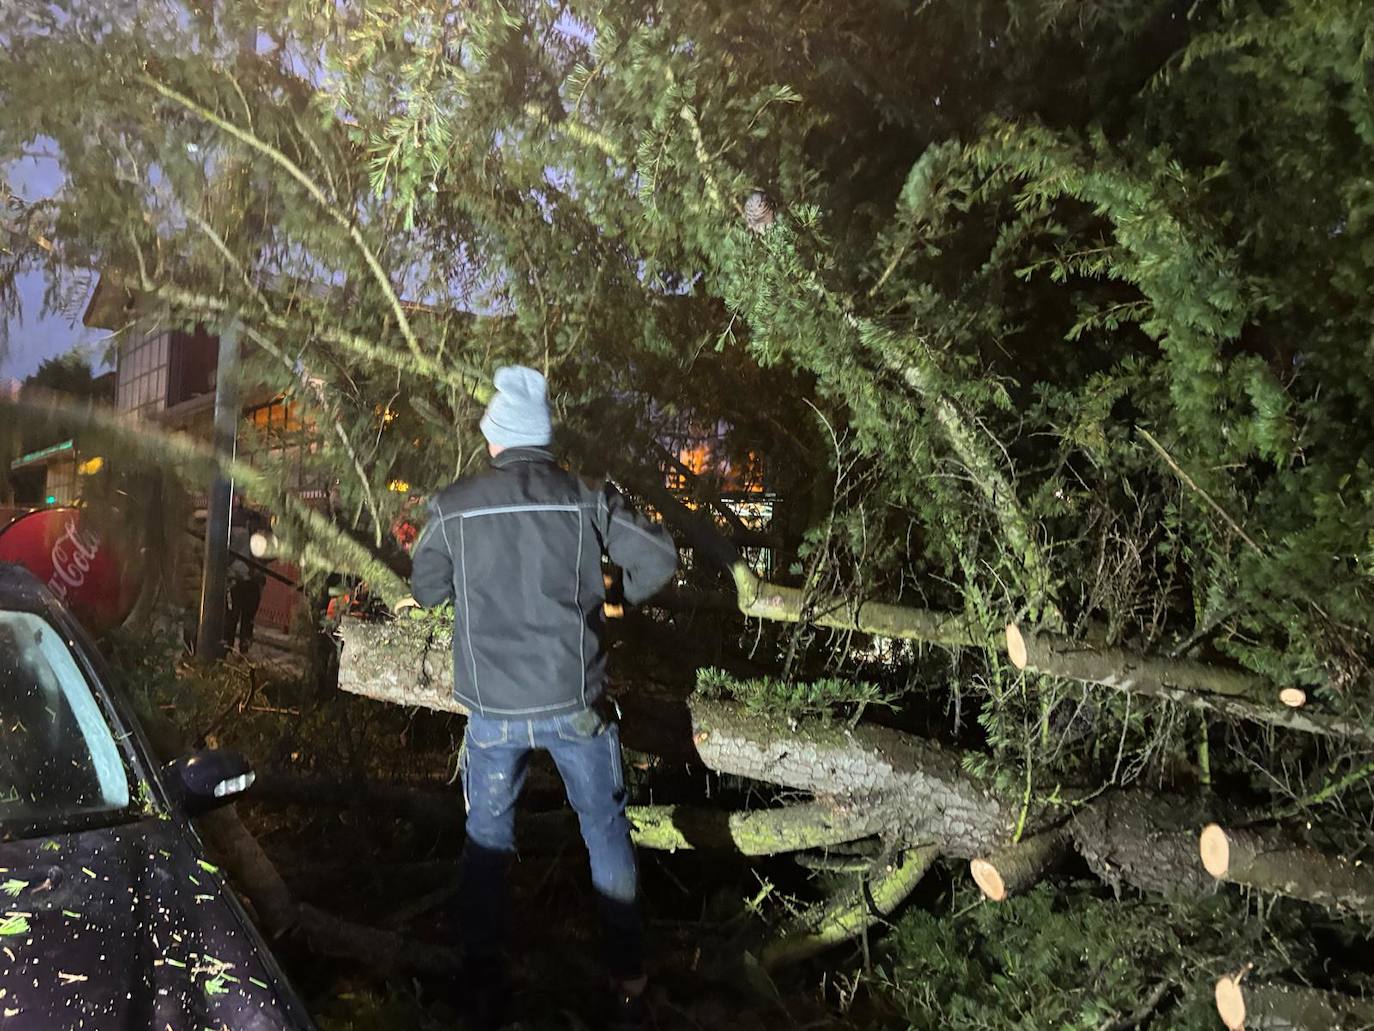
[970,829,1070,901]
[1006,624,1374,747]
[1215,972,1374,1030]
[336,620,1366,918]
[1200,824,1374,919]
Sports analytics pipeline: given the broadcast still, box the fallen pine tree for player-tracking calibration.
[333,616,1372,960]
[334,624,1202,882]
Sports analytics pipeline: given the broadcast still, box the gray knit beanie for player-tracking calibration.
[479,365,553,448]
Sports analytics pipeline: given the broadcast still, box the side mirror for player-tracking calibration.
[163,749,256,816]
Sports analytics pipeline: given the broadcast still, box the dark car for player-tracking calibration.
[0,563,315,1030]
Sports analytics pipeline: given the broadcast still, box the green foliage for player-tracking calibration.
[694,666,895,726]
[2,0,1373,954]
[878,883,1271,1030]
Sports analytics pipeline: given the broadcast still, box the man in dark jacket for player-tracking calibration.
[408,366,677,1027]
[225,495,268,653]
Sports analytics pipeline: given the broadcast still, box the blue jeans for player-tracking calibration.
[458,705,643,979]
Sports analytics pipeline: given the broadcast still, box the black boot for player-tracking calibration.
[608,982,648,1030]
[462,958,509,1030]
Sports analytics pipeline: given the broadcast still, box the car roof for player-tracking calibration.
[0,562,53,613]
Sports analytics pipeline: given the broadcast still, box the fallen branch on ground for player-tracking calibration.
[760,844,940,969]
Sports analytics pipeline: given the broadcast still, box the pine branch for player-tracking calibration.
[142,75,433,387]
[2,389,408,603]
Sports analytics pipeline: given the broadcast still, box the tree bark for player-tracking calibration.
[732,564,980,648]
[969,829,1070,901]
[760,844,940,969]
[1215,974,1374,1031]
[336,617,467,714]
[1006,624,1374,747]
[686,695,1022,858]
[1006,622,1288,707]
[1070,791,1218,898]
[1200,824,1374,918]
[624,801,890,855]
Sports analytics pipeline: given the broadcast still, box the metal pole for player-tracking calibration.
[196,322,241,659]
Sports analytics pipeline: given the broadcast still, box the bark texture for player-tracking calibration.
[733,564,980,648]
[687,696,1021,858]
[336,617,466,714]
[1007,623,1283,707]
[1215,975,1374,1031]
[1070,791,1217,899]
[1006,624,1374,746]
[1200,824,1374,918]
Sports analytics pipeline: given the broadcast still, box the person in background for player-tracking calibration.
[406,366,678,1029]
[225,494,267,653]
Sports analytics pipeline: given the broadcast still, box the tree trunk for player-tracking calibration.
[336,617,466,714]
[625,801,890,855]
[732,564,980,648]
[760,844,940,969]
[335,621,1236,901]
[1006,624,1374,747]
[969,829,1070,901]
[1215,974,1374,1031]
[1006,622,1289,707]
[1070,791,1218,899]
[1200,824,1374,918]
[336,621,1372,913]
[686,695,1022,858]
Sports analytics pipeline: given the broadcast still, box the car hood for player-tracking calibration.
[0,816,309,1030]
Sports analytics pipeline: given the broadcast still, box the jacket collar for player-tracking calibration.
[490,446,556,469]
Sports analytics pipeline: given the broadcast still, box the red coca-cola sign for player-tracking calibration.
[0,508,142,633]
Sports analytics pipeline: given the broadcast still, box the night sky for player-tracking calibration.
[2,149,111,382]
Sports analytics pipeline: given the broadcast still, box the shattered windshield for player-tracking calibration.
[0,611,132,833]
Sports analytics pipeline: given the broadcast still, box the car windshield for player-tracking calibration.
[0,610,132,831]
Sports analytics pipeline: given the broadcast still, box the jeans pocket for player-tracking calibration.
[606,721,625,795]
[466,717,509,749]
[555,707,606,742]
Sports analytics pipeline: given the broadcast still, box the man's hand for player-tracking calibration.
[393,596,422,615]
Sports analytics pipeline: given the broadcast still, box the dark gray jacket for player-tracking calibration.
[409,447,677,718]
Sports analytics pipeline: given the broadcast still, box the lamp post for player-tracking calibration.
[195,321,241,659]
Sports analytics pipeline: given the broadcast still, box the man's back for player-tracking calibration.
[410,446,676,717]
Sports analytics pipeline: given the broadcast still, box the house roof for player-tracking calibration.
[82,274,140,330]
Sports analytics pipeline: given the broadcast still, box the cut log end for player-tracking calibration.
[1005,623,1029,670]
[1215,975,1246,1031]
[1279,687,1307,708]
[1199,823,1230,879]
[969,857,1008,901]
